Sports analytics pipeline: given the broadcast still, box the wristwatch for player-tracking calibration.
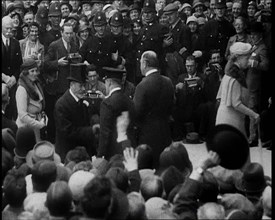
[196,167,205,175]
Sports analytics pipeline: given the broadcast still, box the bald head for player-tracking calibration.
[197,202,225,219]
[2,16,14,38]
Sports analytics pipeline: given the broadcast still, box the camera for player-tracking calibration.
[66,53,82,64]
[85,90,100,99]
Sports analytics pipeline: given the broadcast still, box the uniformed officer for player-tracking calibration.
[133,0,169,84]
[42,2,62,52]
[198,0,235,65]
[109,11,134,83]
[79,11,113,79]
[162,3,192,85]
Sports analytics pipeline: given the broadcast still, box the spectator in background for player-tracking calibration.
[11,12,24,40]
[247,1,258,23]
[128,3,141,21]
[231,0,243,22]
[23,11,34,25]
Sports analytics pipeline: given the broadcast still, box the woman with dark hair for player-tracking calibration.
[15,58,47,142]
[77,24,90,48]
[10,12,24,40]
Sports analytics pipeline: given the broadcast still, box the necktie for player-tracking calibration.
[67,42,71,53]
[5,39,9,51]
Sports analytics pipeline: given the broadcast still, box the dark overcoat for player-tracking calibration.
[54,90,95,161]
[133,71,174,168]
[98,89,136,160]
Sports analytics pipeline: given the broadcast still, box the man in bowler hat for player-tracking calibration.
[54,63,97,161]
[97,67,136,160]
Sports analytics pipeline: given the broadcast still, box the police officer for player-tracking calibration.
[133,0,169,84]
[198,0,235,65]
[79,11,113,79]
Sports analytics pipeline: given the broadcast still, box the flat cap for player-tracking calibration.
[163,3,179,15]
[102,67,126,80]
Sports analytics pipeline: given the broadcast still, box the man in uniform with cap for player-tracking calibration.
[2,16,23,120]
[42,2,62,52]
[54,63,97,161]
[198,0,235,64]
[79,11,113,79]
[162,3,192,85]
[44,22,79,143]
[109,11,134,81]
[134,0,169,84]
[98,67,136,160]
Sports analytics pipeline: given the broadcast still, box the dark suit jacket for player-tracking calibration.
[2,38,22,80]
[44,38,79,96]
[98,89,136,160]
[133,71,174,168]
[54,90,95,161]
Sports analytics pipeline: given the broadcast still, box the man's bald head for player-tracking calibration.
[2,16,14,38]
[140,51,159,76]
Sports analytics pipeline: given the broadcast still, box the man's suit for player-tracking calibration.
[44,38,79,143]
[133,71,174,168]
[54,90,95,161]
[98,89,136,160]
[2,37,23,120]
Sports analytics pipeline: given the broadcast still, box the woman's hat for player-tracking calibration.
[14,126,36,159]
[192,0,207,10]
[179,3,192,12]
[229,42,252,56]
[235,162,270,193]
[186,15,198,25]
[21,58,38,71]
[206,124,249,169]
[26,141,61,168]
[182,132,203,144]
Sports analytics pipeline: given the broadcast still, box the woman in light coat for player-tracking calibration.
[16,58,47,142]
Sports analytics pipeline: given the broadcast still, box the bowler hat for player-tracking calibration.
[206,124,249,169]
[163,3,179,15]
[235,162,270,193]
[182,132,203,144]
[93,11,107,26]
[48,2,61,17]
[67,63,87,83]
[14,126,36,159]
[109,11,123,26]
[142,0,156,13]
[2,128,16,155]
[102,67,126,81]
[215,0,226,8]
[26,141,61,168]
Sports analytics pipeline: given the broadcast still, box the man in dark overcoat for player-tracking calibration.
[44,22,79,142]
[98,67,136,160]
[54,63,96,161]
[2,16,23,120]
[133,51,175,169]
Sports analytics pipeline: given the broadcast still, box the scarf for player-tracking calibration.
[18,73,45,110]
[224,62,247,88]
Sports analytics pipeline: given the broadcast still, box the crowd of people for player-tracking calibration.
[2,0,272,219]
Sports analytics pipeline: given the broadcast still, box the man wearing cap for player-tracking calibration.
[2,15,23,120]
[42,2,62,52]
[134,0,169,83]
[162,3,192,86]
[98,67,136,160]
[54,63,97,160]
[79,11,113,79]
[44,22,79,143]
[198,0,235,64]
[134,51,174,168]
[109,11,133,79]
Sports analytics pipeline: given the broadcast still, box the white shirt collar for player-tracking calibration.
[2,34,9,45]
[69,88,80,103]
[105,87,121,99]
[145,69,158,77]
[188,73,197,78]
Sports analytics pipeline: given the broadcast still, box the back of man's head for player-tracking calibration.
[140,175,163,201]
[127,192,147,220]
[141,50,159,69]
[81,176,113,219]
[197,202,225,219]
